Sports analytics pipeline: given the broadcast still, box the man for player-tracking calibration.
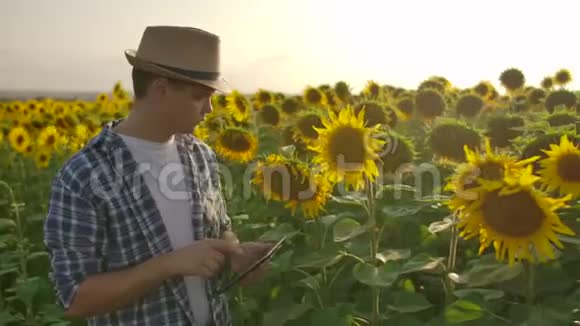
[44,26,271,326]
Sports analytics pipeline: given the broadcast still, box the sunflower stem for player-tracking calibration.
[365,178,380,325]
[525,262,536,305]
[315,216,328,306]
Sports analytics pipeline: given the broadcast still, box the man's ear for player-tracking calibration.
[151,77,170,96]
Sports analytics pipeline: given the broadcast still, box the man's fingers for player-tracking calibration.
[207,239,243,256]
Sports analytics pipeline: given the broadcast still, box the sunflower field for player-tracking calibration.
[1,68,580,325]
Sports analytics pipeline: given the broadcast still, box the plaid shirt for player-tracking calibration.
[44,119,233,326]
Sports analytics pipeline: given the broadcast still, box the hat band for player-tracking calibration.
[153,62,220,81]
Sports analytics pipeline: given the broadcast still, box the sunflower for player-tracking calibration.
[252,154,333,218]
[538,134,580,197]
[293,110,325,144]
[362,80,382,99]
[541,77,554,90]
[254,89,273,108]
[8,126,31,154]
[309,105,384,191]
[281,97,302,115]
[544,90,577,113]
[446,138,538,210]
[211,94,229,111]
[428,120,482,163]
[473,81,494,100]
[37,125,59,150]
[353,101,388,127]
[457,167,575,265]
[499,68,525,93]
[258,104,281,126]
[334,81,351,103]
[303,86,326,107]
[554,69,572,87]
[193,125,210,142]
[418,79,446,94]
[395,97,414,121]
[226,90,251,122]
[547,112,577,127]
[456,94,484,118]
[527,88,546,105]
[521,132,577,173]
[214,127,258,163]
[415,89,446,120]
[485,115,525,148]
[376,131,416,175]
[96,93,109,104]
[34,147,52,169]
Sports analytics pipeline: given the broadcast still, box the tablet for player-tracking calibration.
[215,235,288,294]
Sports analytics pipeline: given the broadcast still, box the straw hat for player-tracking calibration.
[125,25,229,93]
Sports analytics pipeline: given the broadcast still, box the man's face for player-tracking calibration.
[156,78,215,133]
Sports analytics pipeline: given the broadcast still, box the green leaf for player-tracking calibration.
[400,253,444,274]
[376,249,411,263]
[295,272,321,291]
[445,299,484,324]
[0,218,16,233]
[319,212,354,228]
[27,251,49,262]
[454,288,504,301]
[263,303,313,326]
[0,309,22,326]
[453,258,524,288]
[382,203,426,218]
[38,304,66,323]
[330,194,366,206]
[387,291,433,313]
[558,235,580,246]
[427,216,454,234]
[352,261,400,288]
[259,223,299,241]
[0,267,18,277]
[15,277,41,307]
[294,246,344,269]
[333,218,368,242]
[308,307,353,326]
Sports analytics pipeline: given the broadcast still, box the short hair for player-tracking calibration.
[131,68,188,99]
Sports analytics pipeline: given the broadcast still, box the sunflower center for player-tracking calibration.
[464,161,504,190]
[557,153,580,182]
[306,90,322,104]
[221,130,251,152]
[265,165,315,201]
[297,115,323,139]
[328,126,366,166]
[46,135,56,146]
[481,189,544,237]
[16,135,24,145]
[235,98,247,112]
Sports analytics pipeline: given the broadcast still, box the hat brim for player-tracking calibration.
[124,49,230,94]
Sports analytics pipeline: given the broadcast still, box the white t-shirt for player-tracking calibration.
[117,133,210,326]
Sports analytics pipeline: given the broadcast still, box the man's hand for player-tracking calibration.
[223,231,273,286]
[232,242,273,286]
[161,239,243,279]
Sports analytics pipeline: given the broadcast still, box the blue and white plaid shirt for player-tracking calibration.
[44,119,233,326]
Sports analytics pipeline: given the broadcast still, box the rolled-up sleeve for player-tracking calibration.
[43,177,106,310]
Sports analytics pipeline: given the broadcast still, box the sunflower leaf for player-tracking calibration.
[427,216,455,234]
[444,299,484,324]
[333,218,369,242]
[259,223,299,241]
[400,253,445,274]
[455,258,524,288]
[387,291,433,313]
[352,261,400,288]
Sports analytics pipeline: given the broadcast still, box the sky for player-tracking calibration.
[1,0,580,94]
